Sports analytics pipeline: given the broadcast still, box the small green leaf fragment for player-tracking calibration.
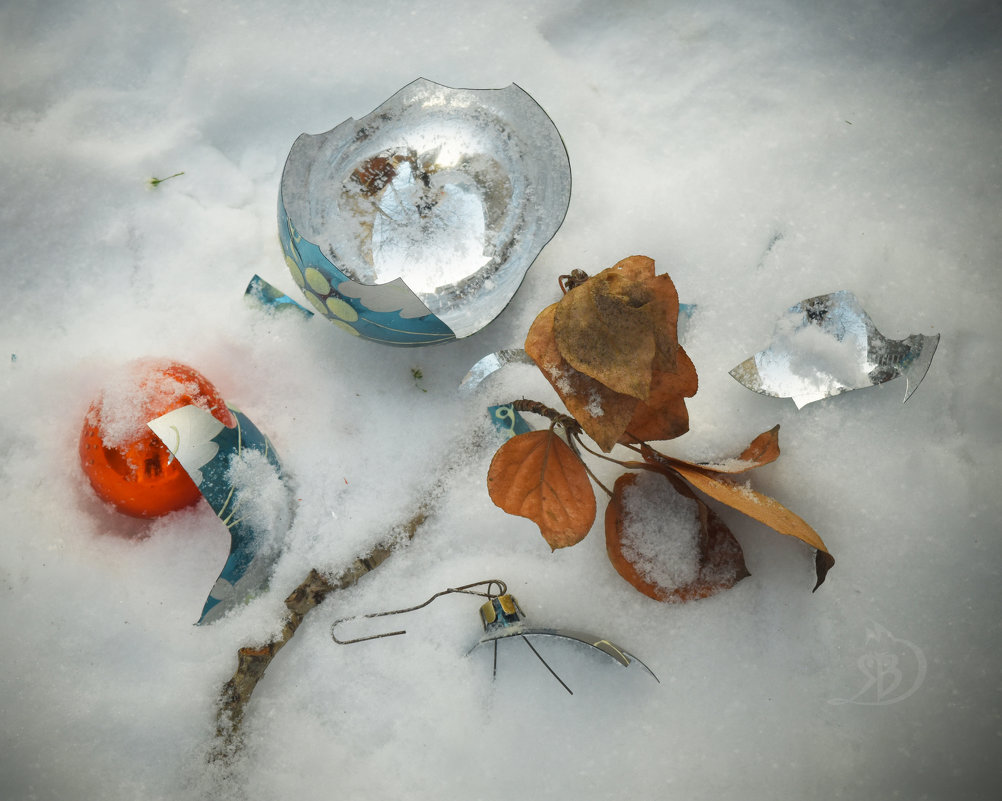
[148,171,185,188]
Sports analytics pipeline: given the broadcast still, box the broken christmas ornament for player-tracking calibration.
[331,580,656,694]
[278,78,571,345]
[80,359,290,624]
[729,290,939,408]
[80,359,234,518]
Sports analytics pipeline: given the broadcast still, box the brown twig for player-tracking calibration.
[206,421,498,764]
[509,398,581,434]
[558,269,589,294]
[209,507,429,763]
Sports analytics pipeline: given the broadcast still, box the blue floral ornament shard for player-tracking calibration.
[278,195,456,346]
[729,290,939,409]
[245,274,314,318]
[147,404,290,624]
[487,404,532,439]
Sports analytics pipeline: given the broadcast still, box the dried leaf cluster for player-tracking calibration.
[488,256,834,601]
[526,255,697,452]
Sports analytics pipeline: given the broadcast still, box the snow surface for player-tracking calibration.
[619,471,703,591]
[1,1,1000,799]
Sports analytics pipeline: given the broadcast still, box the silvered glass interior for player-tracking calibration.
[729,290,939,408]
[281,79,572,338]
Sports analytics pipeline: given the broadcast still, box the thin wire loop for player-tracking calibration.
[331,579,507,644]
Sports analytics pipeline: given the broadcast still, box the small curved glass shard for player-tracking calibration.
[459,348,536,392]
[729,290,940,408]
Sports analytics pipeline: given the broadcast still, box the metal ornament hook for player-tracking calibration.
[330,579,507,644]
[330,579,658,696]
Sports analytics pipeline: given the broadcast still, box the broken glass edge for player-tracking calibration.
[728,290,940,408]
[280,78,572,340]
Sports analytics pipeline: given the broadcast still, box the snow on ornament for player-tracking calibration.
[79,359,235,519]
[80,359,290,624]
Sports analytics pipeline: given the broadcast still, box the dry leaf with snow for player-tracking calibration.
[650,425,782,474]
[641,430,834,590]
[605,470,749,601]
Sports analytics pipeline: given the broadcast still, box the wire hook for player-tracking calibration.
[331,579,508,644]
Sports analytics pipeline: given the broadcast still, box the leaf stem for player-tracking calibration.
[558,268,590,294]
[569,429,631,468]
[509,399,580,434]
[580,458,613,498]
[148,171,184,187]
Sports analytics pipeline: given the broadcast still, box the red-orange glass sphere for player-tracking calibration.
[79,359,235,518]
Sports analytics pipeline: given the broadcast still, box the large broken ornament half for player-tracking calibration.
[729,290,939,408]
[279,78,571,346]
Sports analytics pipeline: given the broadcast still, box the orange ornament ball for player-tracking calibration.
[79,359,235,519]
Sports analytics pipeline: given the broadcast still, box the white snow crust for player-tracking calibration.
[1,2,999,799]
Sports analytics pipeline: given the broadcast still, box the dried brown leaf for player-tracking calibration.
[649,425,782,473]
[608,259,697,444]
[529,257,699,449]
[644,449,833,590]
[737,425,782,467]
[487,429,596,549]
[526,303,638,451]
[608,254,656,281]
[620,346,697,444]
[553,270,656,400]
[646,271,683,374]
[605,471,749,602]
